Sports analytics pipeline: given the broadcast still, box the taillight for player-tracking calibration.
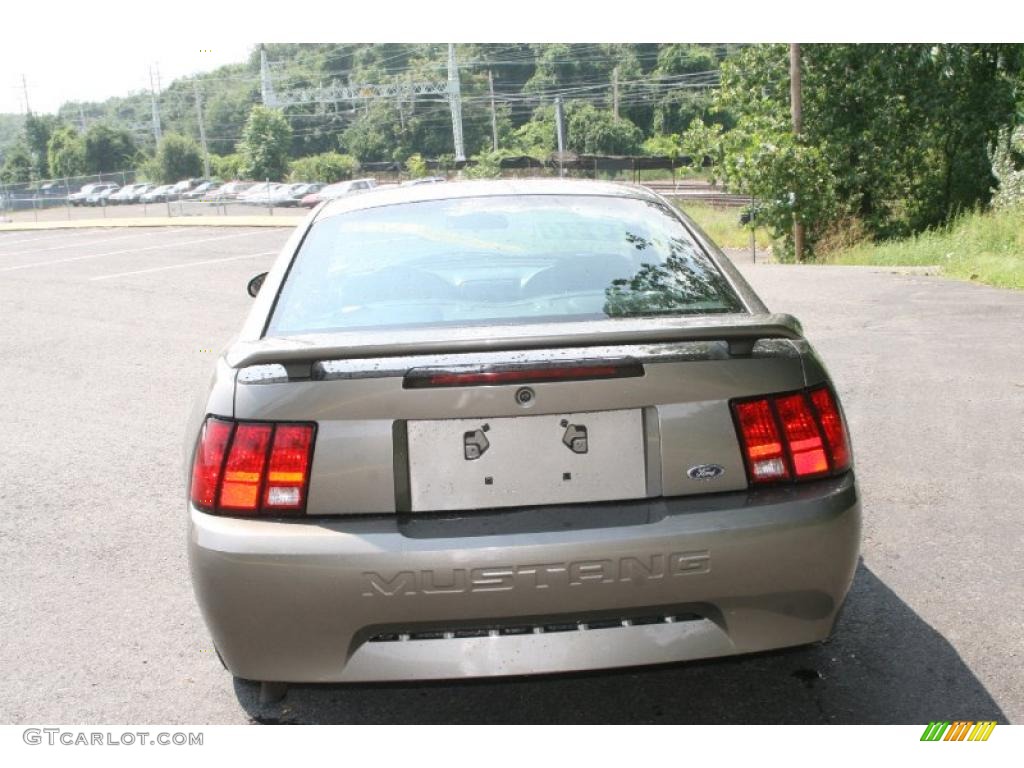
[732,386,851,485]
[733,399,789,482]
[808,387,851,472]
[189,418,232,509]
[775,393,829,477]
[263,425,314,510]
[219,424,273,513]
[189,418,316,516]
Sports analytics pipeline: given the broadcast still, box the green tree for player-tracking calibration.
[83,123,136,174]
[512,102,642,157]
[154,134,203,183]
[288,152,359,182]
[25,114,62,177]
[651,45,723,135]
[0,143,33,183]
[47,126,87,178]
[342,102,409,162]
[990,126,1024,210]
[238,106,292,181]
[717,43,1024,252]
[566,103,643,155]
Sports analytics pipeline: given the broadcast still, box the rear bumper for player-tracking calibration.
[189,474,860,682]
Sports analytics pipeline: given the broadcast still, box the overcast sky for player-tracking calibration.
[1,1,1007,116]
[1,40,253,115]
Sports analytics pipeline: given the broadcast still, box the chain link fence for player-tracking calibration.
[0,170,315,224]
[0,155,742,225]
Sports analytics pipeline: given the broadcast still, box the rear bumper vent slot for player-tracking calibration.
[369,612,701,643]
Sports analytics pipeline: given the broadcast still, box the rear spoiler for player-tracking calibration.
[227,313,803,370]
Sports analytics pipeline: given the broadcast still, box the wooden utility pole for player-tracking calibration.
[554,96,566,177]
[192,79,211,178]
[488,70,498,151]
[790,43,805,262]
[612,66,620,119]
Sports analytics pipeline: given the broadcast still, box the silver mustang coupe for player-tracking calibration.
[186,179,860,699]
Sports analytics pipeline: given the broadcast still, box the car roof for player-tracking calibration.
[318,178,662,221]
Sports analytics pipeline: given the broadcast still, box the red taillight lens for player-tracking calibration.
[189,418,232,511]
[263,425,315,511]
[775,393,829,477]
[809,386,851,471]
[732,386,852,485]
[189,418,315,516]
[734,399,789,482]
[218,424,273,513]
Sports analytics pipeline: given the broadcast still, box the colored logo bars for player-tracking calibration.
[920,721,997,742]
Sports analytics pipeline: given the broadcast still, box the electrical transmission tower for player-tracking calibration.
[261,44,467,162]
[149,64,163,144]
[260,45,278,108]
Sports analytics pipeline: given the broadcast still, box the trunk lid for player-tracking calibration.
[229,315,811,515]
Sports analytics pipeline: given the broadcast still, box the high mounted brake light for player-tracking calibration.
[732,386,851,485]
[403,361,644,388]
[189,418,316,516]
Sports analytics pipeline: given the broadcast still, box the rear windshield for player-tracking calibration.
[267,194,745,336]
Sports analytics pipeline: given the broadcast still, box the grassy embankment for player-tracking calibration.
[826,207,1024,290]
[676,202,772,251]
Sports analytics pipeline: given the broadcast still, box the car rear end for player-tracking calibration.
[186,181,860,684]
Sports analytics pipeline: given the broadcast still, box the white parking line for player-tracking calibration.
[0,231,164,257]
[0,230,277,272]
[90,251,279,281]
[0,229,118,249]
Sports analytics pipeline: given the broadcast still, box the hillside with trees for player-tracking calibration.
[1,43,1021,260]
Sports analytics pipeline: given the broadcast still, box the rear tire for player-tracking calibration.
[259,681,289,703]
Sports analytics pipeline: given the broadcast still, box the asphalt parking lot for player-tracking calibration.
[0,225,1021,724]
[1,200,307,225]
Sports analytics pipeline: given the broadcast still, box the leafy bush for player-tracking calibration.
[153,134,203,183]
[990,126,1024,210]
[211,153,245,181]
[463,151,502,179]
[405,153,429,179]
[288,152,359,183]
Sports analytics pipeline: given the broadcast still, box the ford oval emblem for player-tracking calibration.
[688,464,725,481]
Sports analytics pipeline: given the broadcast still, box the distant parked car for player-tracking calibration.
[141,184,175,203]
[207,180,255,202]
[298,178,376,208]
[280,183,323,207]
[266,183,303,206]
[38,182,68,199]
[267,182,321,207]
[400,176,447,187]
[182,181,222,201]
[127,184,156,204]
[238,182,284,205]
[69,183,110,206]
[85,184,120,206]
[108,184,146,205]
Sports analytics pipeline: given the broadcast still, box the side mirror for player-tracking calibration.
[247,272,268,298]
